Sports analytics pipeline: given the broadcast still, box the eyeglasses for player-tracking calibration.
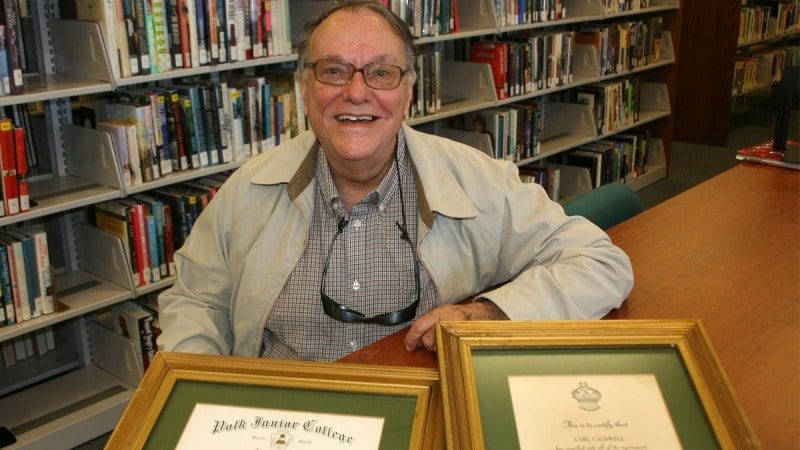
[320,154,420,325]
[305,59,409,90]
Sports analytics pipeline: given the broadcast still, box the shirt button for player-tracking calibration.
[352,280,360,290]
[348,341,360,352]
[352,219,362,228]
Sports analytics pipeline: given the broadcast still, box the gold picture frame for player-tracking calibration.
[436,319,758,449]
[106,352,443,449]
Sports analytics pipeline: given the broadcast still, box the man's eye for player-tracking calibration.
[321,66,346,76]
[372,68,390,78]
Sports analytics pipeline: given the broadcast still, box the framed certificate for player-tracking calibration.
[106,352,442,449]
[435,320,758,449]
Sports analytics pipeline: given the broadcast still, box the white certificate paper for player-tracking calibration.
[508,374,683,450]
[175,403,385,449]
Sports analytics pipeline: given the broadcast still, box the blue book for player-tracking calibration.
[0,246,14,325]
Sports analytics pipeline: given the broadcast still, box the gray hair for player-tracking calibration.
[297,0,417,81]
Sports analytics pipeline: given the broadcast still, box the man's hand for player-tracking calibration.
[403,300,508,352]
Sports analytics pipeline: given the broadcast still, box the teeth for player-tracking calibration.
[336,115,374,121]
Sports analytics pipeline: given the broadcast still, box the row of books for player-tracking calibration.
[518,129,652,200]
[1,327,55,368]
[601,0,654,15]
[94,70,303,186]
[732,46,799,96]
[738,2,800,46]
[469,31,575,100]
[492,0,566,27]
[462,99,545,162]
[519,163,562,201]
[0,116,29,217]
[109,299,160,372]
[551,130,652,188]
[388,0,459,37]
[0,0,25,96]
[72,0,293,80]
[90,174,228,288]
[567,76,642,135]
[575,16,665,77]
[0,226,54,327]
[411,43,443,118]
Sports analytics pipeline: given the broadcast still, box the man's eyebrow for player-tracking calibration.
[315,54,401,64]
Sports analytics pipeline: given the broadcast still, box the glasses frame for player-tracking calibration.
[305,58,410,90]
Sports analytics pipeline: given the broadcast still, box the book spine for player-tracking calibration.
[194,0,208,65]
[14,126,28,212]
[3,0,23,94]
[113,0,133,77]
[0,118,18,215]
[179,94,200,168]
[29,229,53,315]
[207,0,220,63]
[166,0,183,68]
[120,0,141,75]
[132,0,152,74]
[0,246,14,325]
[152,0,172,72]
[0,24,9,95]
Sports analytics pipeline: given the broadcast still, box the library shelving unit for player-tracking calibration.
[674,0,798,146]
[0,1,681,449]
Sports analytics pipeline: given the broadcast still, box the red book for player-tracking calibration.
[117,199,151,286]
[735,140,800,170]
[13,127,28,212]
[177,0,192,68]
[0,118,18,215]
[470,40,508,100]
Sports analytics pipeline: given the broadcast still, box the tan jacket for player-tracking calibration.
[158,124,633,356]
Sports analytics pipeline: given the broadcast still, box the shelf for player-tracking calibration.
[0,343,80,397]
[123,158,249,197]
[0,75,112,107]
[628,138,667,191]
[0,364,133,450]
[0,176,120,227]
[0,270,132,342]
[114,54,299,89]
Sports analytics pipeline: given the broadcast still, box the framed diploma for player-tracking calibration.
[436,320,758,450]
[106,352,442,449]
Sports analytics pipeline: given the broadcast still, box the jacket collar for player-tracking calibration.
[248,124,477,227]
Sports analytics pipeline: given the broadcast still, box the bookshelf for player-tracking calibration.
[674,0,799,146]
[0,0,682,448]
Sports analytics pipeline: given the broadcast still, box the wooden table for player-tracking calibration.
[342,163,800,449]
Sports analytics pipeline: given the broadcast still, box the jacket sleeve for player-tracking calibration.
[479,164,634,320]
[156,173,240,355]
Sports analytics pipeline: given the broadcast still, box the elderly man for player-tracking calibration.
[158,0,633,361]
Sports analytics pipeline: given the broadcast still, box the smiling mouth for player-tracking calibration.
[336,114,376,122]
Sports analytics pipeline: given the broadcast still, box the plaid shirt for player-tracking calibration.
[262,132,438,361]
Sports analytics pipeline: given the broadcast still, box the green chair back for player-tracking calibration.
[563,182,644,230]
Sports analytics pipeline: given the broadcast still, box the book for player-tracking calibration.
[4,229,42,318]
[112,300,157,372]
[14,126,28,212]
[0,117,17,215]
[735,140,800,170]
[1,0,23,94]
[97,121,134,187]
[18,225,54,315]
[0,233,29,321]
[0,245,13,325]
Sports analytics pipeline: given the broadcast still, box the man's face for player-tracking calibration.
[301,9,413,171]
